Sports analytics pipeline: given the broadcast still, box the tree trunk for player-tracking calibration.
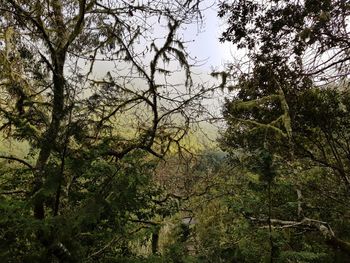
[152,227,160,254]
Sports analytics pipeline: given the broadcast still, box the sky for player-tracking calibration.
[182,0,234,71]
[85,0,234,116]
[179,1,235,118]
[88,0,234,78]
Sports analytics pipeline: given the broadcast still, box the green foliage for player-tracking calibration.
[277,251,329,263]
[216,2,350,257]
[1,0,350,262]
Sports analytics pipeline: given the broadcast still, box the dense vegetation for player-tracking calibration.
[0,0,349,262]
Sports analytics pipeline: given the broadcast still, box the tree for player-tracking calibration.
[218,0,350,84]
[216,0,350,261]
[0,0,208,261]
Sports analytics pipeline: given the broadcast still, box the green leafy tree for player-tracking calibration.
[0,0,208,261]
[216,0,350,261]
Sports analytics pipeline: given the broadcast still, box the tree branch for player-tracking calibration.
[247,215,350,255]
[63,0,88,51]
[7,0,55,54]
[0,155,34,170]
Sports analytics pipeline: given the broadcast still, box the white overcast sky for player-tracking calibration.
[88,0,234,79]
[183,0,234,71]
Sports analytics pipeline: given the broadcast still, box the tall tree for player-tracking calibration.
[0,0,207,261]
[218,0,350,84]
[217,0,350,260]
